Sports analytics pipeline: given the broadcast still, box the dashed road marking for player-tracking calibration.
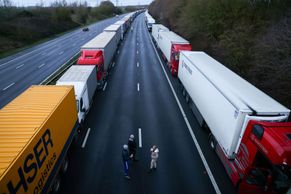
[137,62,139,67]
[59,51,64,55]
[2,83,15,91]
[38,63,46,68]
[82,128,91,148]
[103,82,108,91]
[137,50,139,55]
[138,128,142,148]
[112,62,115,67]
[16,64,24,69]
[137,83,140,91]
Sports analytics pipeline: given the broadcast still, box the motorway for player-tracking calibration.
[0,16,121,108]
[59,14,236,194]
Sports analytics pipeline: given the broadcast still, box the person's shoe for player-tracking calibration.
[133,158,139,161]
[154,167,157,170]
[125,175,130,179]
[148,169,153,173]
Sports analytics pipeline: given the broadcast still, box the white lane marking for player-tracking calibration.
[137,42,139,46]
[41,53,45,56]
[59,51,64,55]
[38,63,46,68]
[138,128,142,148]
[148,31,221,194]
[112,62,115,67]
[16,64,24,69]
[103,82,108,91]
[117,50,120,54]
[137,50,139,55]
[82,128,91,148]
[2,83,15,91]
[137,62,139,67]
[137,83,140,91]
[0,26,81,68]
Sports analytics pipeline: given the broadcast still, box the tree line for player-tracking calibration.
[0,0,122,56]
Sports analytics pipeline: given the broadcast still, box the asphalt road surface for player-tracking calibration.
[59,14,236,194]
[0,16,121,108]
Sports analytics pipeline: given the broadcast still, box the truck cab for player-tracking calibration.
[170,44,192,76]
[74,82,89,124]
[56,82,89,124]
[218,120,291,194]
[77,50,105,87]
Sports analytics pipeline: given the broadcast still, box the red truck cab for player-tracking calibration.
[215,120,291,194]
[77,50,105,87]
[169,44,192,76]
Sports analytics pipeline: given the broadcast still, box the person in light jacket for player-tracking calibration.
[149,145,159,172]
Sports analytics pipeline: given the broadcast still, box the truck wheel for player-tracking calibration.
[208,134,217,150]
[61,157,69,174]
[185,94,190,104]
[51,175,61,193]
[182,88,186,97]
[202,121,209,131]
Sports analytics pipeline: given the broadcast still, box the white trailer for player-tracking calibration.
[152,24,169,43]
[115,20,126,36]
[104,24,122,41]
[120,16,130,30]
[178,51,290,158]
[146,17,155,31]
[56,65,97,124]
[81,31,118,71]
[157,31,189,62]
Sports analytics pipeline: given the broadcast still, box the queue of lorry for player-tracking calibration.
[146,13,192,76]
[145,10,155,32]
[0,9,290,194]
[0,11,141,194]
[148,12,291,194]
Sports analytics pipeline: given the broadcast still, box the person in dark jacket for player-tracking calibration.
[128,134,138,161]
[122,144,130,179]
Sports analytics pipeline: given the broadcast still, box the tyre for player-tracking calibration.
[208,134,216,150]
[51,175,61,193]
[182,88,186,97]
[61,157,69,174]
[202,121,208,130]
[185,94,190,104]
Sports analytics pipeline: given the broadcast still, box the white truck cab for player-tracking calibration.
[56,66,97,124]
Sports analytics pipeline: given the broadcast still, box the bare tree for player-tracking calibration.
[0,0,13,7]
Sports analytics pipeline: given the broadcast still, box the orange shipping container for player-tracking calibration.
[0,86,78,194]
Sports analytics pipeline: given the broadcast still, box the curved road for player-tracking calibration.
[0,16,121,108]
[59,13,236,194]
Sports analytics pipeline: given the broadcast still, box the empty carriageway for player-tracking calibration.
[59,13,235,194]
